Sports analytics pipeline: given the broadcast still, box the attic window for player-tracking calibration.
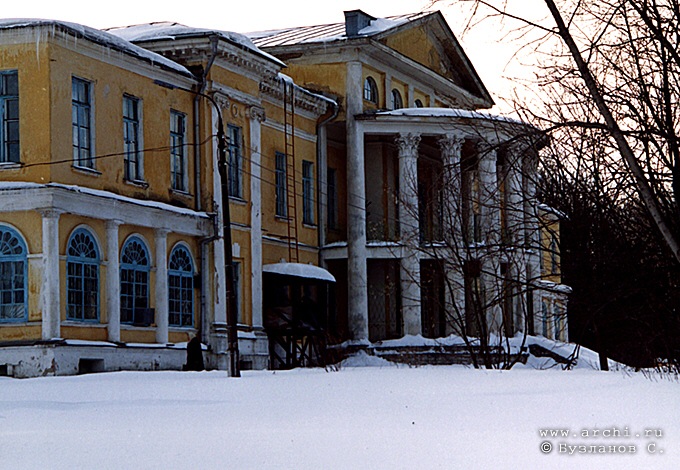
[363,77,378,104]
[391,89,403,110]
[414,99,424,108]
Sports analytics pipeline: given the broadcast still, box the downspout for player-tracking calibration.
[194,35,219,212]
[316,99,339,263]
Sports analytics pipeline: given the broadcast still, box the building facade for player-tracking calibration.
[0,11,568,377]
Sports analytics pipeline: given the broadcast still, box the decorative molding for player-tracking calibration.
[438,134,464,159]
[395,133,421,156]
[248,105,266,123]
[259,76,330,117]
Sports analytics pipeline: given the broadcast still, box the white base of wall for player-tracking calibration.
[237,329,269,370]
[0,342,193,378]
[0,333,271,378]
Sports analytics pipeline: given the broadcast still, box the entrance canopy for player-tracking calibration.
[263,262,336,282]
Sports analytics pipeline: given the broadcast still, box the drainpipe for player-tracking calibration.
[316,99,339,261]
[194,36,220,212]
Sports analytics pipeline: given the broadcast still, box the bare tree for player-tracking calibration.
[439,0,680,264]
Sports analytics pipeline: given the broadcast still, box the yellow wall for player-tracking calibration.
[47,42,197,208]
[381,25,454,83]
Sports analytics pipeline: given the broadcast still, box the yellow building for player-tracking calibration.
[0,11,569,377]
[0,19,331,376]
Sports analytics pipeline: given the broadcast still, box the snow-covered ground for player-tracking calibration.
[1,359,677,469]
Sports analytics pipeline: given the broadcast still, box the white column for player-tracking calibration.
[396,132,421,336]
[506,145,525,247]
[438,134,465,334]
[105,220,122,342]
[523,151,542,326]
[40,209,61,340]
[478,142,499,246]
[439,134,465,244]
[249,106,265,330]
[477,142,502,331]
[154,229,169,344]
[346,60,369,341]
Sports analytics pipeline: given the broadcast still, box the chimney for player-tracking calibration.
[344,10,376,37]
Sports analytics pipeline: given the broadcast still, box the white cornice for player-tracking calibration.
[0,184,211,236]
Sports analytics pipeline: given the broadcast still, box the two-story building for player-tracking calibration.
[0,10,569,377]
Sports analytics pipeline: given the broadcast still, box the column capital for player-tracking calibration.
[212,91,230,110]
[438,134,465,158]
[105,219,123,230]
[395,132,421,156]
[154,228,171,238]
[248,105,266,123]
[38,208,62,219]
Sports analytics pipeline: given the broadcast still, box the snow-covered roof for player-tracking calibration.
[0,182,210,218]
[536,280,573,295]
[263,262,336,282]
[374,107,526,125]
[538,203,568,220]
[248,12,431,48]
[0,19,193,78]
[107,22,286,68]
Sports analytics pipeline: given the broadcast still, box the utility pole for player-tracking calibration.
[214,108,241,378]
[155,75,240,377]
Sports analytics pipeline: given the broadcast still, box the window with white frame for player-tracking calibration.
[302,160,314,224]
[0,71,19,163]
[168,245,194,327]
[170,110,187,191]
[72,77,94,169]
[120,237,150,325]
[363,76,378,103]
[275,151,287,217]
[123,95,142,181]
[66,228,99,321]
[0,225,27,322]
[227,125,243,198]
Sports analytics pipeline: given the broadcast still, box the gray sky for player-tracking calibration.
[4,0,550,112]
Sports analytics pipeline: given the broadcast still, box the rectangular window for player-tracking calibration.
[72,77,94,169]
[123,95,141,181]
[232,261,242,324]
[327,167,338,230]
[0,71,19,163]
[275,151,287,217]
[170,110,186,191]
[227,125,242,198]
[302,160,314,225]
[550,233,559,275]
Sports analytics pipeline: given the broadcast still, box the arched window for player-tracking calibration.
[120,236,150,325]
[0,225,27,322]
[391,89,403,110]
[66,228,100,321]
[363,77,378,103]
[414,99,424,108]
[168,245,194,327]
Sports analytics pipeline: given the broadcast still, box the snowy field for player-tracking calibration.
[1,357,678,470]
